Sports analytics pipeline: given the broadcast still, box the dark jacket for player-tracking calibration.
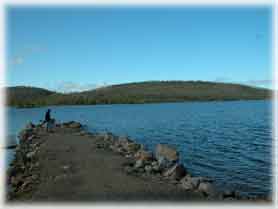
[45,110,51,122]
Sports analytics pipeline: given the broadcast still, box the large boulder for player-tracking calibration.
[134,159,145,169]
[25,122,35,130]
[134,150,153,161]
[126,143,141,153]
[18,129,33,141]
[163,163,187,180]
[26,151,36,159]
[180,175,200,191]
[155,144,179,164]
[198,182,218,197]
[63,121,82,129]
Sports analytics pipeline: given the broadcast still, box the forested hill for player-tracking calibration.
[7,86,56,107]
[6,81,272,108]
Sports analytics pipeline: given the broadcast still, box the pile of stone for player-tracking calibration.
[90,132,237,200]
[7,122,42,200]
[61,121,82,129]
[7,120,249,201]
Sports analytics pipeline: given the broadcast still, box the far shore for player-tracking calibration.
[6,98,272,109]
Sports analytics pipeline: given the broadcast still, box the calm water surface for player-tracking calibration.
[6,100,272,197]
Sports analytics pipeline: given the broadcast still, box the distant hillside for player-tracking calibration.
[6,81,272,108]
[6,86,56,107]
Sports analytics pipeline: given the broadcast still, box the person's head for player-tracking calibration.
[47,109,51,113]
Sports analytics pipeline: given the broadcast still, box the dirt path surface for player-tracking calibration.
[8,125,204,202]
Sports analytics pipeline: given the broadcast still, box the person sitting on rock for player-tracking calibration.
[45,109,51,132]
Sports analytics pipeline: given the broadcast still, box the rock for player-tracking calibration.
[222,190,241,199]
[198,176,214,183]
[19,129,33,141]
[125,154,132,158]
[222,190,236,198]
[144,165,153,173]
[122,159,135,167]
[102,132,114,142]
[27,134,36,141]
[198,182,217,197]
[155,144,179,163]
[78,130,88,136]
[31,174,39,180]
[26,151,36,159]
[62,165,70,171]
[135,150,153,161]
[151,161,158,167]
[64,121,82,129]
[20,178,33,191]
[118,136,133,145]
[152,165,160,173]
[25,122,35,130]
[180,176,200,191]
[126,143,141,153]
[109,145,117,152]
[134,159,144,169]
[157,156,174,170]
[10,175,24,187]
[124,166,135,174]
[163,163,187,180]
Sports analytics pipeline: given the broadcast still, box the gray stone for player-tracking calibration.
[157,156,171,169]
[151,161,159,167]
[134,150,153,161]
[163,163,187,180]
[144,165,153,173]
[134,159,144,169]
[25,122,35,130]
[65,121,82,129]
[180,176,200,191]
[198,182,217,196]
[19,129,33,141]
[152,165,160,172]
[124,166,135,174]
[126,143,141,153]
[26,151,36,159]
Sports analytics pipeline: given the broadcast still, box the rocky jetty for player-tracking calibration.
[6,121,270,202]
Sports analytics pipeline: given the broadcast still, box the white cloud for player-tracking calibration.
[54,81,107,93]
[244,79,272,86]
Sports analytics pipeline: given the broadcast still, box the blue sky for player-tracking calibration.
[6,6,272,92]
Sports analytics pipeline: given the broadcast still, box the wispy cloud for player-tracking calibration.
[244,79,272,86]
[53,81,107,93]
[213,77,232,83]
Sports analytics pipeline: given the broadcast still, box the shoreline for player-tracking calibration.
[6,121,271,202]
[7,98,271,109]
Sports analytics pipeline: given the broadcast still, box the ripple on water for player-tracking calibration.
[6,100,272,197]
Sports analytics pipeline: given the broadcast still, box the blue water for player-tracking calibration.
[6,100,272,197]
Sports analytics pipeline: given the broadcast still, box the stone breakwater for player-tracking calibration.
[6,121,270,202]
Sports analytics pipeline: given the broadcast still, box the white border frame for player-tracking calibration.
[0,1,276,209]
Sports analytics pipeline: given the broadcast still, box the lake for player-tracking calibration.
[6,100,272,198]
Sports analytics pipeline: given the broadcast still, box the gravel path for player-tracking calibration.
[8,126,204,202]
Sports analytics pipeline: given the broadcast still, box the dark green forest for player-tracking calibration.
[6,81,272,108]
